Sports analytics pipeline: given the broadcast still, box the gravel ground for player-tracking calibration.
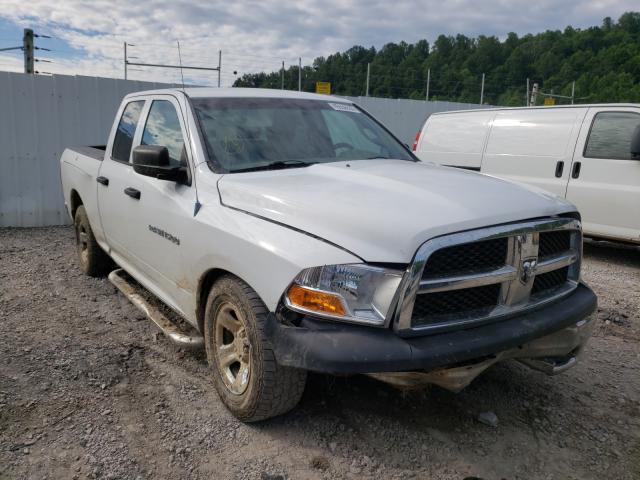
[1,226,639,480]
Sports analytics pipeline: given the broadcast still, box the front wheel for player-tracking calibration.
[204,275,306,422]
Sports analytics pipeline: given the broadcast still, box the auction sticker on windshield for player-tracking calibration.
[328,103,360,113]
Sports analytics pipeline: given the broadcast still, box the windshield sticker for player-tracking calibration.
[328,103,360,113]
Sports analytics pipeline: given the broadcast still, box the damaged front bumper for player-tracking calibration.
[368,316,594,391]
[265,282,597,391]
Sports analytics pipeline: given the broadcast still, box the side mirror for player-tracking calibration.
[631,125,640,159]
[132,145,187,183]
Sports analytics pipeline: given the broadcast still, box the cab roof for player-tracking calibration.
[125,87,350,103]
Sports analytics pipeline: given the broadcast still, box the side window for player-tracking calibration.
[584,111,640,160]
[141,100,187,167]
[112,100,144,162]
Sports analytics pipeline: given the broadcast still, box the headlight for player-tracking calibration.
[283,264,404,326]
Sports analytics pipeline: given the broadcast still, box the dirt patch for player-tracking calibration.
[1,227,639,479]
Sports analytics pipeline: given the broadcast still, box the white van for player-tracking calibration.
[413,105,640,244]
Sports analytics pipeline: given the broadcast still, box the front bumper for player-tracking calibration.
[265,282,597,375]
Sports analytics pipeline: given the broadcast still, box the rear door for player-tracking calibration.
[566,107,640,242]
[97,98,146,264]
[481,108,586,197]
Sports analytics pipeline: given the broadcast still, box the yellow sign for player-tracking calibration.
[315,82,331,95]
[544,97,556,106]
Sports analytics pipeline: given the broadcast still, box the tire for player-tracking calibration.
[204,275,307,422]
[73,205,112,277]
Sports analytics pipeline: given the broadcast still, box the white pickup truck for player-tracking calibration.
[60,88,597,422]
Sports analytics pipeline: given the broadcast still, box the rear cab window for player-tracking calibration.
[111,100,145,162]
[584,111,640,160]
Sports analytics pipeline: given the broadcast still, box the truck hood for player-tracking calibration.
[217,160,575,263]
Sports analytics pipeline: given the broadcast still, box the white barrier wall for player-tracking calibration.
[0,72,487,227]
[0,72,178,227]
[343,96,490,146]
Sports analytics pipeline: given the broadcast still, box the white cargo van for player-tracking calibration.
[413,105,640,244]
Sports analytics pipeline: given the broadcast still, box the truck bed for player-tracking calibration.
[67,145,106,161]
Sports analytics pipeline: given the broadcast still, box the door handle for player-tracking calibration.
[555,161,564,178]
[571,162,582,179]
[124,187,141,200]
[96,176,109,186]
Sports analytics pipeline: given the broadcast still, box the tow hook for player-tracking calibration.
[518,355,578,375]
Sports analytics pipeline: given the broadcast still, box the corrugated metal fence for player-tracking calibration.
[342,96,489,146]
[0,71,487,227]
[0,72,178,227]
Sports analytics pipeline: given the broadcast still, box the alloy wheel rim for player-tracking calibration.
[76,223,89,265]
[214,302,251,395]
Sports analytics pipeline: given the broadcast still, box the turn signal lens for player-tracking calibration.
[286,264,404,325]
[286,284,347,316]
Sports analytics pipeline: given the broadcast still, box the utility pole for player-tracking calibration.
[526,78,530,106]
[218,50,222,87]
[1,28,50,74]
[124,42,127,80]
[530,82,539,106]
[23,28,34,74]
[366,62,370,97]
[281,60,284,90]
[480,73,485,104]
[298,57,302,91]
[426,68,430,101]
[571,81,575,105]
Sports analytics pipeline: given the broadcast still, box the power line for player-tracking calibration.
[124,41,220,83]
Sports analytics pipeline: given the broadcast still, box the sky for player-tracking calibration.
[0,0,637,87]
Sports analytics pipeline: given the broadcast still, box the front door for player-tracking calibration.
[566,108,640,243]
[122,95,199,317]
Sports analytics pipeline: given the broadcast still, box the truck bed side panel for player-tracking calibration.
[59,147,107,245]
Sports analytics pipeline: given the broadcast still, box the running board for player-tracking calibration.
[108,269,204,350]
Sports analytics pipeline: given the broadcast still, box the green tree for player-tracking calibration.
[233,12,640,105]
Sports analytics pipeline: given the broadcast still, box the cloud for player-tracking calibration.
[0,0,637,85]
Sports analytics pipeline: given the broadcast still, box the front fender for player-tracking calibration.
[189,203,360,316]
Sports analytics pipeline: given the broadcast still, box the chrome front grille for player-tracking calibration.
[411,283,501,326]
[539,230,571,259]
[422,237,508,278]
[394,217,582,336]
[531,266,569,296]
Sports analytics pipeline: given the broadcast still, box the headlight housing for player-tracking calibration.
[283,264,404,326]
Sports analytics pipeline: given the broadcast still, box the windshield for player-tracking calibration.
[191,97,415,172]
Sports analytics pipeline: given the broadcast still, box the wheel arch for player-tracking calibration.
[196,268,260,334]
[70,189,83,218]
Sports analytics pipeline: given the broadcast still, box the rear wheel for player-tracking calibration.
[204,275,306,422]
[73,205,112,277]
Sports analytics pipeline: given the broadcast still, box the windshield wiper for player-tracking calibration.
[366,155,390,159]
[230,160,317,173]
